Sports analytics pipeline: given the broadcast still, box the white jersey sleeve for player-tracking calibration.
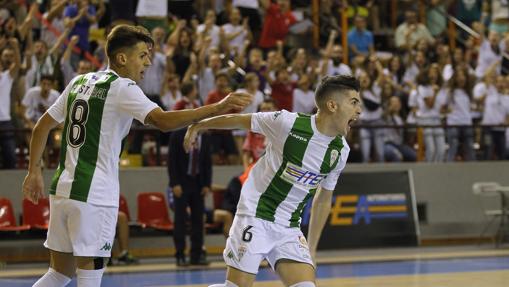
[251,110,293,142]
[47,76,79,123]
[320,139,350,191]
[114,81,159,124]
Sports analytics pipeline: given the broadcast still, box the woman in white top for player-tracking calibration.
[222,7,252,56]
[359,70,385,162]
[160,73,182,111]
[474,73,509,160]
[235,73,264,114]
[196,10,221,50]
[415,64,447,162]
[444,67,475,161]
[292,74,315,113]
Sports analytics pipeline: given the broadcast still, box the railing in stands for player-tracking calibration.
[3,124,508,169]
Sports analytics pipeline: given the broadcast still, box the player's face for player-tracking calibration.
[333,90,362,136]
[125,42,151,83]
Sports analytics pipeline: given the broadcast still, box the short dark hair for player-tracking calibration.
[105,25,154,59]
[215,72,229,81]
[315,75,360,108]
[181,81,195,96]
[40,74,54,82]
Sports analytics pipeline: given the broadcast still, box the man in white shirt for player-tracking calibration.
[22,74,60,128]
[395,9,434,50]
[0,38,20,169]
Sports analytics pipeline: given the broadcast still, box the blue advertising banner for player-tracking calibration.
[301,171,419,249]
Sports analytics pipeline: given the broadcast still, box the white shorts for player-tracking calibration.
[44,195,118,257]
[223,215,314,274]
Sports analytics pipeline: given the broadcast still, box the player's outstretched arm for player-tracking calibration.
[183,113,252,152]
[307,186,333,264]
[22,113,60,204]
[145,92,252,132]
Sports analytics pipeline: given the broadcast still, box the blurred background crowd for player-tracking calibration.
[1,0,509,170]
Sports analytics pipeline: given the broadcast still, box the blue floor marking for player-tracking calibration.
[2,256,509,287]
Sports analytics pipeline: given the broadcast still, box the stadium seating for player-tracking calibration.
[0,198,30,232]
[137,192,174,231]
[22,198,49,230]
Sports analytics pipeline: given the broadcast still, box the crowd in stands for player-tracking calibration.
[1,0,509,170]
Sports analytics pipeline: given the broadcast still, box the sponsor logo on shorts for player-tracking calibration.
[281,162,326,188]
[298,236,308,247]
[100,242,112,251]
[238,244,247,261]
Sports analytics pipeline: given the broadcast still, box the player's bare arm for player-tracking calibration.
[22,112,60,204]
[145,92,252,132]
[183,113,252,152]
[307,186,333,264]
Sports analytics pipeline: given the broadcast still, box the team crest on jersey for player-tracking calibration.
[281,162,325,188]
[330,150,339,167]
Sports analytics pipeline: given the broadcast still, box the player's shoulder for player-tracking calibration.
[106,72,140,94]
[273,109,296,119]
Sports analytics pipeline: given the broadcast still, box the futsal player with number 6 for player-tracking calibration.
[184,75,362,287]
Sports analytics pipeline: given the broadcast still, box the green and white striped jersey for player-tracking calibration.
[238,110,350,227]
[47,69,158,207]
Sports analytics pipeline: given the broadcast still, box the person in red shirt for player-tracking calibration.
[242,99,277,169]
[258,0,296,50]
[173,81,201,110]
[205,72,231,105]
[267,66,296,111]
[205,73,238,164]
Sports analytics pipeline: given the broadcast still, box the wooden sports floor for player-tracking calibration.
[1,246,509,286]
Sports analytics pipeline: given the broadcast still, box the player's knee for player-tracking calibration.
[208,280,239,287]
[289,281,316,287]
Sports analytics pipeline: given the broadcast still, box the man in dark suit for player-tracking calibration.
[168,127,212,266]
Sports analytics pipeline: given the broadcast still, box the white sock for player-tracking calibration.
[289,281,316,287]
[77,268,105,287]
[208,280,239,287]
[33,268,71,287]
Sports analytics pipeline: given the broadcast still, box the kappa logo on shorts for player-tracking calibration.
[100,242,112,251]
[226,249,238,262]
